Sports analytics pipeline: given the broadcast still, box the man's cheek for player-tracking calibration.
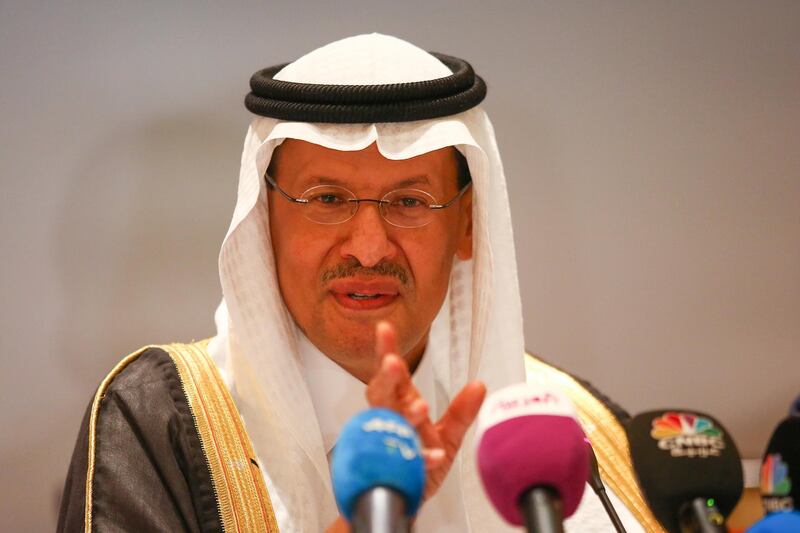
[284,236,317,265]
[407,241,450,281]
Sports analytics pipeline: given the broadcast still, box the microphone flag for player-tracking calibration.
[474,382,589,526]
[760,416,800,514]
[330,407,425,522]
[627,410,743,533]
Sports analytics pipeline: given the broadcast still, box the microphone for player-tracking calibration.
[585,439,628,533]
[789,395,800,417]
[746,511,800,532]
[760,415,799,515]
[330,408,425,533]
[475,382,589,533]
[626,410,743,533]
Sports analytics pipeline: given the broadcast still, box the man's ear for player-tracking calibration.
[455,187,473,260]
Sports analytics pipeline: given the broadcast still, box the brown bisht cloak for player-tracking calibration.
[57,341,663,532]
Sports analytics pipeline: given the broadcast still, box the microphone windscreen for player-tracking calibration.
[475,382,589,526]
[746,511,800,532]
[330,408,425,521]
[626,410,743,533]
[760,416,800,514]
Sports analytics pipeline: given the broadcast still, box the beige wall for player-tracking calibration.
[1,2,798,530]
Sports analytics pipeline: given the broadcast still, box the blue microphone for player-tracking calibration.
[747,511,800,532]
[331,408,425,532]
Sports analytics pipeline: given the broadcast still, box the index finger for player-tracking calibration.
[365,354,406,408]
[375,321,399,359]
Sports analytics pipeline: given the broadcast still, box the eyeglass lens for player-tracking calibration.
[299,185,437,228]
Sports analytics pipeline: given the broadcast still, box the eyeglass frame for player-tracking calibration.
[264,172,472,228]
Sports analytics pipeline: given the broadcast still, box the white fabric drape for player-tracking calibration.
[206,33,525,531]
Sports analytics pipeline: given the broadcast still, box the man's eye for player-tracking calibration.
[394,197,427,209]
[310,193,346,204]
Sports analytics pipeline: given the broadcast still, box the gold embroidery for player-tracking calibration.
[164,340,279,533]
[525,354,665,533]
[84,342,278,532]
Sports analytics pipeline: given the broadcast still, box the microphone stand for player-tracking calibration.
[520,487,564,533]
[678,497,726,533]
[586,444,627,533]
[352,486,409,533]
[590,484,628,533]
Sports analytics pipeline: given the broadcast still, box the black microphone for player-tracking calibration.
[760,415,799,515]
[789,394,800,417]
[626,410,743,533]
[585,440,628,533]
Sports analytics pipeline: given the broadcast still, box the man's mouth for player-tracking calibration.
[331,291,399,311]
[348,293,384,300]
[329,279,401,311]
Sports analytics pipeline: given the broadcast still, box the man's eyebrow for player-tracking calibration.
[302,175,349,187]
[393,176,431,188]
[300,175,432,189]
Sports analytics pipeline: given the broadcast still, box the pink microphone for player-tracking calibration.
[475,382,589,532]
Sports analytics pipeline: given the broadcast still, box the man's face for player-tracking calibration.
[268,139,472,381]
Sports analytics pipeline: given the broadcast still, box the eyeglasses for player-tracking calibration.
[265,173,471,228]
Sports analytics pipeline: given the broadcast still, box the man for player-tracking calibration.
[59,34,662,531]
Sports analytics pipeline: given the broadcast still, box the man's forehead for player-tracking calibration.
[271,139,458,185]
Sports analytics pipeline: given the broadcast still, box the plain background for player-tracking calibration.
[1,1,798,530]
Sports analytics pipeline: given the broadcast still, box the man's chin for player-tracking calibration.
[315,335,380,382]
[310,322,379,361]
[330,332,378,360]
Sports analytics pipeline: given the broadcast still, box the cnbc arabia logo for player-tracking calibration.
[650,412,726,458]
[762,454,792,495]
[761,453,794,512]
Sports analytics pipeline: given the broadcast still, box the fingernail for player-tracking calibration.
[430,448,445,460]
[411,398,427,414]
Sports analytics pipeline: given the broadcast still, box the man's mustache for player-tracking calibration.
[321,261,409,285]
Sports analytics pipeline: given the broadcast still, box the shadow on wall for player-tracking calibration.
[54,112,244,410]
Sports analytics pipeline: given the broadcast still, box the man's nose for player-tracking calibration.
[338,202,397,268]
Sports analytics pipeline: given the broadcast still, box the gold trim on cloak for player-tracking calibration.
[85,342,278,533]
[84,346,150,533]
[525,353,665,533]
[164,340,279,533]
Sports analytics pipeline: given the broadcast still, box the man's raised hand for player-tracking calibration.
[365,321,486,499]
